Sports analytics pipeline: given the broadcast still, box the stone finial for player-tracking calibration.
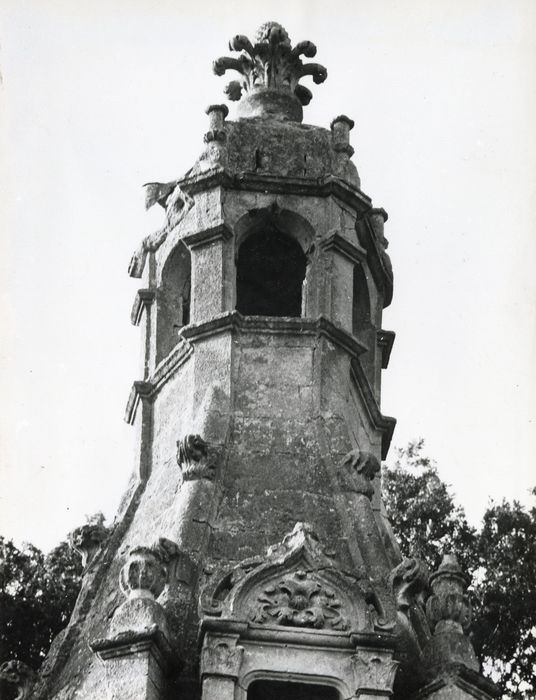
[213,21,327,121]
[68,513,108,567]
[331,115,355,157]
[0,660,37,700]
[426,554,472,634]
[120,545,168,601]
[423,553,479,675]
[176,434,216,481]
[204,104,229,144]
[339,449,381,499]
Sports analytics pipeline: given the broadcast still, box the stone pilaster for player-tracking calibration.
[200,633,244,700]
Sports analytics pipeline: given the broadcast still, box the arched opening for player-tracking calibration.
[157,241,191,361]
[248,680,340,700]
[236,227,306,317]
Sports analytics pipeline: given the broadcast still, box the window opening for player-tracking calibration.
[157,241,191,361]
[248,679,339,700]
[236,228,306,317]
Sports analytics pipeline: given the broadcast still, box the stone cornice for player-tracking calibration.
[377,329,395,369]
[178,167,372,215]
[321,232,366,265]
[412,664,500,700]
[180,312,367,358]
[125,380,154,425]
[91,628,174,672]
[124,343,192,424]
[125,313,368,424]
[356,215,394,308]
[183,223,233,250]
[200,616,396,651]
[350,358,396,460]
[151,341,193,392]
[130,288,156,327]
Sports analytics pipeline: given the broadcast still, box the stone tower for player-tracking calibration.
[5,21,499,700]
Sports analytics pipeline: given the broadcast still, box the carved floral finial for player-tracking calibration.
[213,21,327,121]
[0,660,37,700]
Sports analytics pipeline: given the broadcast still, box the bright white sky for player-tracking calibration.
[1,0,535,552]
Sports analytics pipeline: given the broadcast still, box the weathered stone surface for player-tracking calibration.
[33,20,495,700]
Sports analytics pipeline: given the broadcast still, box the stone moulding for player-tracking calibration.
[377,329,395,369]
[356,211,393,308]
[350,357,396,460]
[124,380,155,426]
[91,627,175,673]
[320,231,367,266]
[200,522,387,636]
[182,223,233,250]
[174,167,372,211]
[180,311,367,357]
[124,341,192,425]
[411,664,501,700]
[130,288,156,327]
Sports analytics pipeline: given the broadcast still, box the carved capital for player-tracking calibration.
[176,434,216,481]
[339,449,380,499]
[0,660,37,700]
[201,636,244,679]
[68,513,108,567]
[352,651,398,695]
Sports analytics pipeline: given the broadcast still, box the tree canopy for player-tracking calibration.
[0,537,82,670]
[383,439,536,698]
[0,441,534,699]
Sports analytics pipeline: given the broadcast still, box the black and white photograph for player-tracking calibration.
[1,2,535,698]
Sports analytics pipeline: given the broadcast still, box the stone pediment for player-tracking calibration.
[201,523,380,634]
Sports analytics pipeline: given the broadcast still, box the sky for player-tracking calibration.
[1,0,535,552]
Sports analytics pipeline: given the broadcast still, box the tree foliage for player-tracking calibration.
[383,440,536,699]
[0,536,83,670]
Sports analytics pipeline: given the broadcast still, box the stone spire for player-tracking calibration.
[213,21,327,121]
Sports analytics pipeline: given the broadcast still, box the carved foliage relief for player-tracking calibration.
[250,569,349,631]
